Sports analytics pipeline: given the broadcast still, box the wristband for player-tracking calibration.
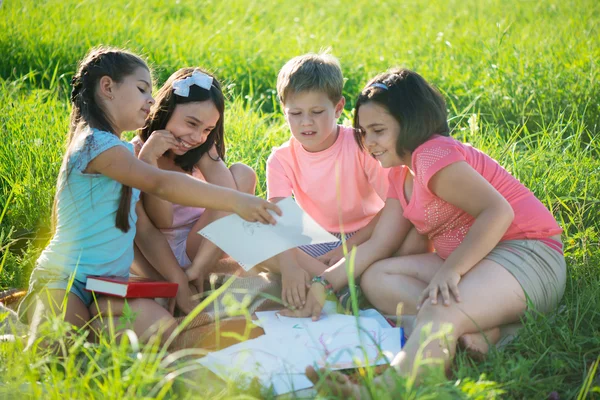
[311,275,334,296]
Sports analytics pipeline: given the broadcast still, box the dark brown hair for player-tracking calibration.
[138,68,225,172]
[353,68,449,156]
[59,46,149,233]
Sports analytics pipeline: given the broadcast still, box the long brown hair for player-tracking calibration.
[55,46,149,233]
[138,67,226,172]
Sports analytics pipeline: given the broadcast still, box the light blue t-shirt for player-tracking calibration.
[36,128,141,281]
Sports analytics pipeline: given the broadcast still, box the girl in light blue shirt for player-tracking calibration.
[19,47,281,349]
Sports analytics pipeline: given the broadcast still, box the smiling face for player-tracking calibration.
[165,100,220,156]
[358,101,408,168]
[283,90,345,152]
[109,67,155,133]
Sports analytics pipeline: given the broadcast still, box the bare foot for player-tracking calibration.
[306,366,366,399]
[458,327,501,361]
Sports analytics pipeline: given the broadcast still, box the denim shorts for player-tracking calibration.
[17,267,92,322]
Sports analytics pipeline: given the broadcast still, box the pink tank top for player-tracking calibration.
[169,167,205,229]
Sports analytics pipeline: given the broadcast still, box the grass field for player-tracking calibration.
[0,0,599,398]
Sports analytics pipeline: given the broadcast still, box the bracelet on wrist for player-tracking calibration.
[311,275,335,296]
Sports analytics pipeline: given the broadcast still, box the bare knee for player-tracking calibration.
[415,303,469,338]
[230,163,257,194]
[360,263,396,311]
[360,263,385,296]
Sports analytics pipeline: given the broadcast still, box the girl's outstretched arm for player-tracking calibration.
[417,161,514,307]
[322,199,411,290]
[87,146,281,223]
[282,199,412,319]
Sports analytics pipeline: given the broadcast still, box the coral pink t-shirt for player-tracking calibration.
[267,125,389,233]
[387,135,562,259]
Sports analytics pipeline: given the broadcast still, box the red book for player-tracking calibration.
[85,276,178,298]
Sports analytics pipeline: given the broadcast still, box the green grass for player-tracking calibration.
[1,0,599,398]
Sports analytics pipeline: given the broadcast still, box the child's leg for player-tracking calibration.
[90,297,178,347]
[390,258,526,377]
[27,289,90,329]
[361,231,511,347]
[185,163,257,281]
[132,203,201,315]
[229,162,257,195]
[310,259,526,394]
[362,251,510,354]
[131,244,165,280]
[361,253,443,315]
[25,289,91,350]
[360,227,437,316]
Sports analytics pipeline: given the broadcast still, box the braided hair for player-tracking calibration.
[58,47,149,233]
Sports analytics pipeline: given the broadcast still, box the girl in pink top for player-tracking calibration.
[285,69,566,394]
[132,68,258,315]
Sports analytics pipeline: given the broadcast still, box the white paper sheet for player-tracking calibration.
[198,308,404,395]
[198,197,339,270]
[198,335,313,394]
[296,326,402,369]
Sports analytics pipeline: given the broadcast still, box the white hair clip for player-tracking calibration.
[172,70,213,97]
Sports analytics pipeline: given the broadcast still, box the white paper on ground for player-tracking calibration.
[198,335,312,395]
[279,314,399,370]
[296,326,402,370]
[256,310,380,338]
[359,308,395,328]
[198,335,303,378]
[255,302,342,335]
[198,197,339,271]
[270,373,314,395]
[198,308,402,396]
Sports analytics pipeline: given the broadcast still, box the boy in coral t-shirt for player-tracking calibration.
[261,52,397,309]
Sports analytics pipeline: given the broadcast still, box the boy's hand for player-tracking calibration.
[317,247,345,267]
[417,267,461,309]
[281,283,327,321]
[233,193,282,225]
[281,265,310,309]
[138,130,180,164]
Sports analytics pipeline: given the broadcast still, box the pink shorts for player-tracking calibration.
[162,225,193,267]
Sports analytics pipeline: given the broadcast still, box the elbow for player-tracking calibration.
[496,199,515,229]
[503,199,515,222]
[145,173,169,198]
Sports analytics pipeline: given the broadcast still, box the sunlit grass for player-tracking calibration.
[0,0,598,398]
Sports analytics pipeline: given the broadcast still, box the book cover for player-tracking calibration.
[85,276,178,298]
